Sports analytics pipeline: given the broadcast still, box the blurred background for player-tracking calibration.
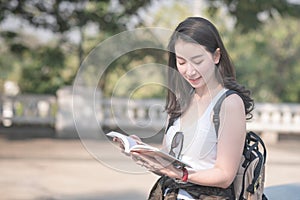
[0,0,300,199]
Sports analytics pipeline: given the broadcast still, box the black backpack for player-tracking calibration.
[213,90,268,200]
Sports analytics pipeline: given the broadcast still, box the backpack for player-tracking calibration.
[213,90,268,200]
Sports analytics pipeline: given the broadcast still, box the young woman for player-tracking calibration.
[147,17,254,199]
[114,17,254,199]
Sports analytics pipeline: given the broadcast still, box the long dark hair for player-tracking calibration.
[165,17,254,127]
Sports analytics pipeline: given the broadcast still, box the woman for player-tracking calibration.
[147,17,254,199]
[115,17,254,199]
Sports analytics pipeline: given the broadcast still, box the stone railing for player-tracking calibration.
[1,90,300,142]
[101,100,300,142]
[247,103,300,143]
[100,98,167,138]
[0,94,56,127]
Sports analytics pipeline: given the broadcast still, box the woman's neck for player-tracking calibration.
[194,83,224,100]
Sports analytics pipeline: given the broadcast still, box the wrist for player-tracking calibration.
[181,167,188,182]
[171,167,184,180]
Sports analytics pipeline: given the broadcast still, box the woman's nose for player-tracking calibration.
[186,62,196,76]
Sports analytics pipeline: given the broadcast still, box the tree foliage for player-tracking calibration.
[19,46,67,94]
[1,0,300,102]
[0,0,151,94]
[226,16,300,102]
[101,48,168,98]
[0,0,149,33]
[207,0,300,32]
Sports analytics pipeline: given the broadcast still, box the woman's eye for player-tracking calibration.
[177,59,185,65]
[194,60,203,65]
[176,57,186,65]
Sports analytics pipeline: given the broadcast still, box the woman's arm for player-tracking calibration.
[157,94,246,188]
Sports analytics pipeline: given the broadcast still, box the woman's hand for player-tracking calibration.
[112,134,143,155]
[155,163,182,179]
[131,151,183,179]
[129,135,143,144]
[112,137,125,151]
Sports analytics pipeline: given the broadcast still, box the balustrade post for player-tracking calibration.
[55,86,102,138]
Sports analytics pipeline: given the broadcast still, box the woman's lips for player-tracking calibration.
[188,77,201,84]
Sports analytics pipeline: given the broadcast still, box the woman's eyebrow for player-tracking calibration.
[176,55,185,60]
[176,54,203,60]
[190,55,203,60]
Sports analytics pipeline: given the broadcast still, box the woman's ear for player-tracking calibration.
[213,48,221,64]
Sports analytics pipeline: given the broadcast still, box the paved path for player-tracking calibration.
[0,135,299,200]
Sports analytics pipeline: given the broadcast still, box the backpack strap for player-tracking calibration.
[247,131,267,164]
[213,90,239,137]
[245,131,267,194]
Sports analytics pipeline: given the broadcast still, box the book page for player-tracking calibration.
[106,131,138,153]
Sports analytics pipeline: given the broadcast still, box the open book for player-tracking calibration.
[107,131,191,170]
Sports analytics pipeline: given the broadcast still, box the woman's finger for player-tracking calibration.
[112,137,125,150]
[129,135,144,144]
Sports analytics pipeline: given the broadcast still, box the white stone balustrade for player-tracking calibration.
[247,103,300,143]
[1,89,300,142]
[247,103,300,133]
[0,94,56,127]
[101,98,167,137]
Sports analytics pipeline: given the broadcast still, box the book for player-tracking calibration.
[106,131,191,170]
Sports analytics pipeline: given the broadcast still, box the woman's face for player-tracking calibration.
[174,40,220,90]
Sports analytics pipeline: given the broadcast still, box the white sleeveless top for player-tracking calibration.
[164,88,227,171]
[164,89,227,199]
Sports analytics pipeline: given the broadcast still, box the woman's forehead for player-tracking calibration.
[174,40,208,58]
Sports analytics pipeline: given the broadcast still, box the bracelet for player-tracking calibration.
[181,167,188,182]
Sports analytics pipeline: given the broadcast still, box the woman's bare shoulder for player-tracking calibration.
[221,93,245,114]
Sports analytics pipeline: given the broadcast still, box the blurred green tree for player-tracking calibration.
[0,0,151,94]
[0,0,150,64]
[207,0,300,32]
[19,45,66,94]
[1,0,300,101]
[226,16,300,102]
